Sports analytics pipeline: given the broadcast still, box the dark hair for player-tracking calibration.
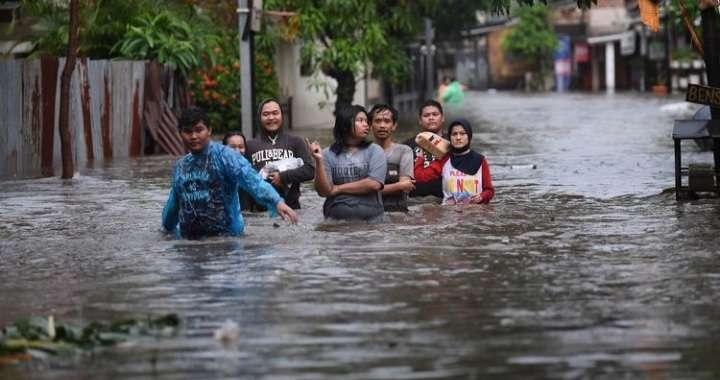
[257,98,282,127]
[369,103,398,124]
[178,106,208,131]
[330,104,370,154]
[418,99,443,117]
[222,131,246,145]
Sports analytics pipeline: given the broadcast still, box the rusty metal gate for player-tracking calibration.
[0,58,184,180]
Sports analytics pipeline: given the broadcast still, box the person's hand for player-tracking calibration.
[269,172,283,187]
[306,138,323,162]
[276,201,298,224]
[328,184,340,197]
[469,194,485,204]
[398,178,415,193]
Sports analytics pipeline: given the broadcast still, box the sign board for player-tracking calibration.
[555,59,571,76]
[620,31,636,56]
[686,84,720,108]
[574,43,590,63]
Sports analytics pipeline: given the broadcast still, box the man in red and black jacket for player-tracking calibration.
[403,100,446,199]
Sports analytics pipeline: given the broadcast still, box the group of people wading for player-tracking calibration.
[162,99,495,239]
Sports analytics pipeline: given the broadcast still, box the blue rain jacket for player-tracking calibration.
[162,141,282,238]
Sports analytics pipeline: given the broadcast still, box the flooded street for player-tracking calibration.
[2,92,720,379]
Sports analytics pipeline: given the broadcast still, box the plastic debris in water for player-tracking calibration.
[213,320,240,343]
[509,164,537,170]
[260,158,304,179]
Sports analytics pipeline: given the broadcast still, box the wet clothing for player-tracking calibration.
[238,189,252,211]
[162,142,282,239]
[322,143,387,221]
[403,137,444,198]
[245,131,314,210]
[382,143,414,212]
[414,153,494,205]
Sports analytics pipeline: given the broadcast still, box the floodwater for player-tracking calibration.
[2,92,720,379]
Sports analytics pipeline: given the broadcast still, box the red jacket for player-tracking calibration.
[414,154,495,203]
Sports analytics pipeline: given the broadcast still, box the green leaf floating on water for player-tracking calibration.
[0,314,180,365]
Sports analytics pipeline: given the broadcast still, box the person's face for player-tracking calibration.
[351,112,370,140]
[260,101,283,133]
[226,135,245,154]
[449,125,469,150]
[371,109,396,140]
[419,106,444,134]
[180,121,212,153]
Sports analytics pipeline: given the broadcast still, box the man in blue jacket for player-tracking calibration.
[162,107,298,239]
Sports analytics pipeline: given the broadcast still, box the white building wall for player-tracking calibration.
[275,42,368,129]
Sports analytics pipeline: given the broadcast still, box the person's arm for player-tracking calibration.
[479,159,495,203]
[225,150,282,213]
[330,144,386,196]
[384,145,415,195]
[414,154,447,183]
[308,141,333,197]
[470,159,495,204]
[382,178,413,196]
[225,150,298,222]
[161,167,180,234]
[279,137,315,185]
[333,178,383,195]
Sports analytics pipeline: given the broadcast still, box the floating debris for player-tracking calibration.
[0,314,180,365]
[509,164,537,170]
[213,320,240,343]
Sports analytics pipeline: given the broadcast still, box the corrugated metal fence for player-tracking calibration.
[0,58,184,180]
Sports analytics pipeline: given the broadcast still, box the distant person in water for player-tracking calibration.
[162,107,298,239]
[369,103,414,212]
[222,131,251,211]
[437,76,451,103]
[414,119,494,205]
[308,104,387,221]
[441,77,465,111]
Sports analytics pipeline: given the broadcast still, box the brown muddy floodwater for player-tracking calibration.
[1,92,720,379]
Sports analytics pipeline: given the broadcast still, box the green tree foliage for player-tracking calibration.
[114,10,219,77]
[20,0,166,58]
[18,0,279,133]
[185,0,279,132]
[264,0,423,113]
[501,4,558,90]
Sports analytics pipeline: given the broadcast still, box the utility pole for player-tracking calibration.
[423,18,435,101]
[699,3,720,183]
[238,0,254,139]
[700,5,719,119]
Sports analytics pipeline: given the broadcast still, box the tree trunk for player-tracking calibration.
[701,7,720,120]
[58,0,80,179]
[326,67,356,115]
